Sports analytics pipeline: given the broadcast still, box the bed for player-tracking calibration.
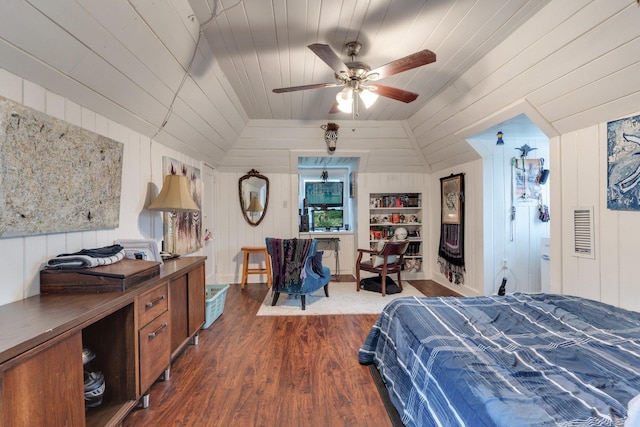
[358,293,640,426]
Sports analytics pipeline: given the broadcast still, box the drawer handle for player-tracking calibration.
[148,322,168,339]
[145,295,165,309]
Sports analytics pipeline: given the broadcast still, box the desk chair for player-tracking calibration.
[356,240,409,297]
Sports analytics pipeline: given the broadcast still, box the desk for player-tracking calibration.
[315,237,340,281]
[299,232,354,279]
[1,257,206,427]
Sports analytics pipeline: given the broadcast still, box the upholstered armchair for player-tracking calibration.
[265,238,330,310]
[356,240,410,297]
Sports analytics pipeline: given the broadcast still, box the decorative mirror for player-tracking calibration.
[239,169,269,226]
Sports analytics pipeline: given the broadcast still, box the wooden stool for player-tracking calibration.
[240,247,272,289]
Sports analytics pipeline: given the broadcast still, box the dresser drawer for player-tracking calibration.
[138,282,168,328]
[139,310,170,395]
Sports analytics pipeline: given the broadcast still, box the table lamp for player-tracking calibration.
[147,174,200,257]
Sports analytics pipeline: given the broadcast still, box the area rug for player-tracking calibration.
[256,282,424,316]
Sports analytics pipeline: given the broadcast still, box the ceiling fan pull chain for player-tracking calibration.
[352,92,357,131]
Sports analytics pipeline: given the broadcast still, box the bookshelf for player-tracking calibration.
[369,193,423,273]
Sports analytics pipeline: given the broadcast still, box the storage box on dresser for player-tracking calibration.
[0,256,206,427]
[40,258,161,293]
[369,193,424,274]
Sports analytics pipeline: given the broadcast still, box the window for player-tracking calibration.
[299,168,351,231]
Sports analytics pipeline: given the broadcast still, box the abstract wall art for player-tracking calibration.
[608,114,640,210]
[0,95,123,238]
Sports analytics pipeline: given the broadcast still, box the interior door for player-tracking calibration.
[203,164,216,282]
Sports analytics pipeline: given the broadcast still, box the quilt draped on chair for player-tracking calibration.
[267,238,312,290]
[265,237,330,310]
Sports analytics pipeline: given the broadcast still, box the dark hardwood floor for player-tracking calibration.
[122,278,460,427]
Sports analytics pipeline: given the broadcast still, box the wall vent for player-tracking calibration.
[572,206,595,259]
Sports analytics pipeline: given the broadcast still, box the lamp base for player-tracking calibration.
[160,251,181,261]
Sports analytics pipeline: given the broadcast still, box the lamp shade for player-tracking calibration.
[247,195,264,213]
[148,174,199,212]
[358,88,378,109]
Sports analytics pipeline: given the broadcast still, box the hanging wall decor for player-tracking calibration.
[512,158,542,205]
[0,95,123,238]
[161,157,202,254]
[321,122,339,152]
[438,173,465,284]
[607,113,640,210]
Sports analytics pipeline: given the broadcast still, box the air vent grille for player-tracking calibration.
[572,207,595,259]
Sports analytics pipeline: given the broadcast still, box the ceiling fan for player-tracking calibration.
[273,41,436,115]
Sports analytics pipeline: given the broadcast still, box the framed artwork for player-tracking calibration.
[438,173,465,284]
[513,158,541,205]
[441,174,462,224]
[0,95,123,238]
[607,114,640,210]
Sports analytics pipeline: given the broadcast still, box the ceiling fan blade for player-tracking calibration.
[308,43,348,74]
[369,84,419,103]
[368,49,436,79]
[273,82,340,93]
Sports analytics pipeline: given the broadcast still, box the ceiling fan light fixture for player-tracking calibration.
[273,42,436,117]
[358,88,378,109]
[336,87,353,113]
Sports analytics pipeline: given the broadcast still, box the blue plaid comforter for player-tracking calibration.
[358,293,640,426]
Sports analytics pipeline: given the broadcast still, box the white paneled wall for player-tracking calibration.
[214,172,297,284]
[428,161,484,296]
[221,119,429,174]
[0,69,204,307]
[557,114,640,313]
[216,170,436,284]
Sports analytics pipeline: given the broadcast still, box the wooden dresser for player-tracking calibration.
[0,256,206,427]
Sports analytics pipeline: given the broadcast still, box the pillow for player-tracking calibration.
[372,240,397,267]
[311,251,325,275]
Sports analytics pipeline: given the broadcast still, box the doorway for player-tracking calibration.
[467,114,551,294]
[203,164,216,283]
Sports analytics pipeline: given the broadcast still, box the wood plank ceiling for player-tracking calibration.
[198,0,548,122]
[1,1,639,172]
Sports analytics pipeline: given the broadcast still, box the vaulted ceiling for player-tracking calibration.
[195,0,546,121]
[1,1,639,172]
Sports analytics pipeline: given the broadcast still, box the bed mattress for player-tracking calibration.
[359,293,640,426]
